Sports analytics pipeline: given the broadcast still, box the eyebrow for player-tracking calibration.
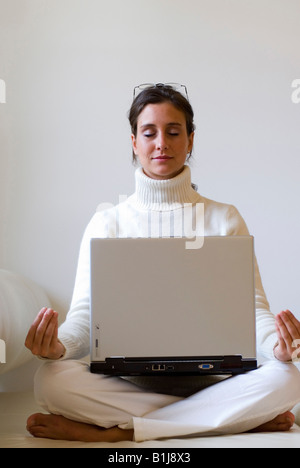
[140,122,183,129]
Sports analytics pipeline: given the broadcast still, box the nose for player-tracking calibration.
[156,132,168,152]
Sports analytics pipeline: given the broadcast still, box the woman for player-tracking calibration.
[25,83,300,442]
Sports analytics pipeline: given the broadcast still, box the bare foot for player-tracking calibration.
[27,413,134,442]
[249,411,295,433]
[27,410,295,441]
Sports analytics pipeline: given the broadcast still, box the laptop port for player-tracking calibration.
[198,364,214,370]
[152,364,166,371]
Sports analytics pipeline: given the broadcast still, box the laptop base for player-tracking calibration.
[90,355,257,376]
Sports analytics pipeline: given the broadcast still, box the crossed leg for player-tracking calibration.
[27,360,300,442]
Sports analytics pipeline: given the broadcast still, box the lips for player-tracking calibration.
[153,156,173,160]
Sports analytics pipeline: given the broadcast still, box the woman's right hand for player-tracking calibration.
[25,307,66,360]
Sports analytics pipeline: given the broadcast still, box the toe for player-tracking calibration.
[27,413,41,428]
[26,413,48,435]
[280,411,295,428]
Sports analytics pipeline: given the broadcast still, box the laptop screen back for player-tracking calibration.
[90,237,256,361]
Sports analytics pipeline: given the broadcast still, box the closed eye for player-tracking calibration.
[144,131,180,138]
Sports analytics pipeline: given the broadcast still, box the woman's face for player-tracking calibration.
[131,102,194,180]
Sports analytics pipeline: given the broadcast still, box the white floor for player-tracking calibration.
[1,392,300,448]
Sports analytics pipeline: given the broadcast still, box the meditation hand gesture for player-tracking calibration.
[25,308,65,360]
[274,310,300,362]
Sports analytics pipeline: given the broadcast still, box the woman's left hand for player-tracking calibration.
[274,310,300,362]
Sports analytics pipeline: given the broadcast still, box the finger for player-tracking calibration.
[280,311,300,341]
[49,313,59,346]
[275,321,287,352]
[25,307,48,350]
[40,312,59,357]
[275,314,293,348]
[285,310,300,336]
[275,321,284,343]
[30,309,55,355]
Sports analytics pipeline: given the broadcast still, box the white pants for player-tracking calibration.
[34,360,300,442]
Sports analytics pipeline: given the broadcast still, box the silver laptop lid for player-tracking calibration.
[90,237,256,360]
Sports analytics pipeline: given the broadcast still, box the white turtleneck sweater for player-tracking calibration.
[58,166,277,362]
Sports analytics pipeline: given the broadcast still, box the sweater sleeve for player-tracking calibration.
[57,215,98,360]
[226,205,278,360]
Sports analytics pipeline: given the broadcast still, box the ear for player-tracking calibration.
[131,134,138,155]
[187,132,195,154]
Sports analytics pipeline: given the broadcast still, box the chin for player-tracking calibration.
[150,167,184,180]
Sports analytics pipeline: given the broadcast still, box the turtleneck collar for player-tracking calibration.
[131,165,200,211]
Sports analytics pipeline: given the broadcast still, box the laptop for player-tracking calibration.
[90,236,257,376]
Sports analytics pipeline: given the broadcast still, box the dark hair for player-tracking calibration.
[128,84,196,164]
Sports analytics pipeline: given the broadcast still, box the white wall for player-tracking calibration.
[0,0,300,339]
